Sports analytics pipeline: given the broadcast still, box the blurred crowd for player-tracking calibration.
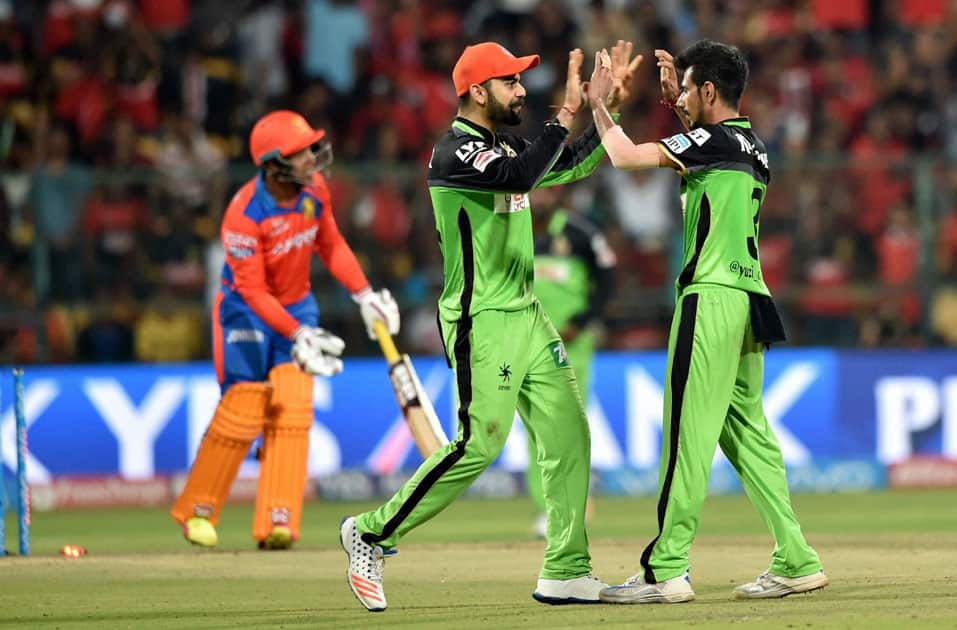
[2,0,957,364]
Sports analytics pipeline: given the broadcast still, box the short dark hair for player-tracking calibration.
[675,40,749,109]
[457,79,492,107]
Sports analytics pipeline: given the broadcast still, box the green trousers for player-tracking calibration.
[526,329,594,514]
[642,285,822,582]
[356,301,593,579]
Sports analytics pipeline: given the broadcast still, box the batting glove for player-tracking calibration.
[353,287,400,340]
[290,326,346,376]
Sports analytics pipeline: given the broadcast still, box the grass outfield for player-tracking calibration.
[1,489,955,628]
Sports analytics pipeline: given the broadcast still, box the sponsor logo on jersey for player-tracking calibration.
[472,149,501,172]
[455,140,486,163]
[494,193,530,214]
[663,133,692,154]
[226,329,266,344]
[687,128,712,146]
[498,362,512,391]
[227,246,254,259]
[224,230,258,259]
[225,230,258,248]
[267,219,289,237]
[271,225,319,256]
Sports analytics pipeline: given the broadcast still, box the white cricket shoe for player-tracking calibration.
[533,575,609,605]
[600,571,695,604]
[734,570,829,599]
[340,516,387,612]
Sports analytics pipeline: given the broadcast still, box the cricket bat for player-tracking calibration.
[373,321,449,458]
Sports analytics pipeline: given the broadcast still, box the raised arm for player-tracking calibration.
[538,41,642,186]
[587,50,670,171]
[655,49,692,131]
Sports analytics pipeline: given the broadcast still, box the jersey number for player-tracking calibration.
[746,187,763,260]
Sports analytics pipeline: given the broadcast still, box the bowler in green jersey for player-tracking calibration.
[588,40,829,604]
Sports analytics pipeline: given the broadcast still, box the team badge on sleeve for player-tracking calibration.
[300,196,315,220]
[549,340,569,367]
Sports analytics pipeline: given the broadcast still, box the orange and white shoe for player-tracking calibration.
[340,516,387,612]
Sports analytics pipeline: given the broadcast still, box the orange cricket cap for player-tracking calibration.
[452,42,540,97]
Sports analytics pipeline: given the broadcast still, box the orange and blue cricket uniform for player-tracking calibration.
[213,171,368,391]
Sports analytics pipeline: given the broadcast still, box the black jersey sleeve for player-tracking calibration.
[656,125,735,173]
[656,122,770,182]
[428,122,569,193]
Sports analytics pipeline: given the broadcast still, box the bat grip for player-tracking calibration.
[374,320,401,364]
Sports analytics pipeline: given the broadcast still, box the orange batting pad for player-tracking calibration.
[253,364,314,542]
[171,382,271,526]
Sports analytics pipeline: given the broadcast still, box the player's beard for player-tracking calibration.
[486,92,524,126]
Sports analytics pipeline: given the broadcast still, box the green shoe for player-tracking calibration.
[259,526,293,550]
[182,517,218,548]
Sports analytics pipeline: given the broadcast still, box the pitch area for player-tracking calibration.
[1,489,955,628]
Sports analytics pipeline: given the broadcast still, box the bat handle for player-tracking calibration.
[374,320,401,364]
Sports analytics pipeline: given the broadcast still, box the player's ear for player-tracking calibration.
[470,83,487,107]
[703,81,716,105]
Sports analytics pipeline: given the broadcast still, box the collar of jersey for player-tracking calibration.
[452,117,495,143]
[253,173,319,218]
[720,117,751,128]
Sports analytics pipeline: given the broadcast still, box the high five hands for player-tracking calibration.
[587,49,614,107]
[583,40,643,113]
[554,48,585,128]
[654,48,680,105]
[607,40,643,111]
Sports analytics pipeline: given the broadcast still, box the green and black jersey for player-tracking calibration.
[657,118,771,297]
[428,116,610,321]
[534,210,616,332]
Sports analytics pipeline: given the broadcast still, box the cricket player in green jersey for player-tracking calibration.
[528,186,617,537]
[586,40,828,604]
[339,40,642,611]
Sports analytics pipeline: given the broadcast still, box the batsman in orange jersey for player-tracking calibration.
[170,110,400,550]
